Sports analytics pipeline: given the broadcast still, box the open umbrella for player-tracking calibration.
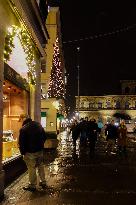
[113,112,131,120]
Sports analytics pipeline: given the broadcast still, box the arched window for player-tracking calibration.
[106,101,111,108]
[125,101,129,109]
[98,102,102,109]
[89,102,94,108]
[80,102,84,108]
[115,101,120,109]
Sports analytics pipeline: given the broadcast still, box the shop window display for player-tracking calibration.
[2,130,20,161]
[2,80,29,162]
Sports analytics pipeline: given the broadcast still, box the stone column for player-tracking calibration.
[34,58,41,123]
[0,28,5,200]
[30,84,35,121]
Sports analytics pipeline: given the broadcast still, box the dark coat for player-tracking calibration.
[19,121,46,155]
[88,121,98,140]
[117,125,127,146]
[71,123,81,141]
[105,124,118,140]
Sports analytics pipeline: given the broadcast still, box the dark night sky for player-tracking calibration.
[57,1,136,113]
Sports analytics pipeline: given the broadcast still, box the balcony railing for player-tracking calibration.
[76,107,136,111]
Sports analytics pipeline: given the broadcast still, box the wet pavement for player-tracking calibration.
[2,131,136,205]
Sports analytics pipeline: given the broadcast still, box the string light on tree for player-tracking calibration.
[48,37,65,99]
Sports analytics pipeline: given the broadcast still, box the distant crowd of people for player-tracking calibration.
[69,117,128,156]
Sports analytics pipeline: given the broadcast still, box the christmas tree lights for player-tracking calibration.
[4,25,36,85]
[48,37,65,99]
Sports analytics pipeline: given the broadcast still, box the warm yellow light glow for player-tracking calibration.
[7,35,28,79]
[52,101,59,109]
[4,25,37,85]
[8,27,13,34]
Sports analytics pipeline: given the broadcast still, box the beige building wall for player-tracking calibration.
[77,95,136,124]
[41,7,63,134]
[41,98,57,133]
[41,7,59,93]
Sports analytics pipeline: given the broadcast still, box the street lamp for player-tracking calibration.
[77,47,80,119]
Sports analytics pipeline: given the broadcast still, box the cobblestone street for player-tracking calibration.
[2,131,136,205]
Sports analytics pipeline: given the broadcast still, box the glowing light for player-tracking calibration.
[8,27,13,34]
[7,35,28,79]
[75,112,79,116]
[48,37,65,99]
[4,25,36,85]
[52,101,60,109]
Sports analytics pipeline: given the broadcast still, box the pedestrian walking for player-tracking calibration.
[88,118,98,155]
[105,120,118,154]
[97,120,104,136]
[18,118,47,191]
[79,117,89,146]
[70,120,80,147]
[117,120,128,156]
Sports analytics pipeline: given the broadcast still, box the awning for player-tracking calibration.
[41,112,46,117]
[57,113,64,120]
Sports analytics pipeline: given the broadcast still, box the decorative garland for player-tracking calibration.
[4,25,36,85]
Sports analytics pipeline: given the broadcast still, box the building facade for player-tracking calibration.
[76,80,136,123]
[41,6,66,136]
[0,0,49,199]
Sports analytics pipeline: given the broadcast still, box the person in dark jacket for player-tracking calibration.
[88,118,98,155]
[105,120,118,154]
[70,120,80,147]
[18,118,47,191]
[79,117,89,146]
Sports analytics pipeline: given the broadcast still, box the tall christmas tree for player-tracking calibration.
[48,37,65,99]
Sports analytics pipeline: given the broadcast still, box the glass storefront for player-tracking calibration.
[2,80,29,162]
[2,24,36,163]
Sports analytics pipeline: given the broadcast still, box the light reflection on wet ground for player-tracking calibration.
[2,131,136,204]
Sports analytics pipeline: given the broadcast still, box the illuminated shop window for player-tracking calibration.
[7,35,28,80]
[2,81,28,162]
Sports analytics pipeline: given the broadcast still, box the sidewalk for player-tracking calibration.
[1,132,136,205]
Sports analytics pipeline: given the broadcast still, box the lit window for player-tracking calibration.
[7,35,28,80]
